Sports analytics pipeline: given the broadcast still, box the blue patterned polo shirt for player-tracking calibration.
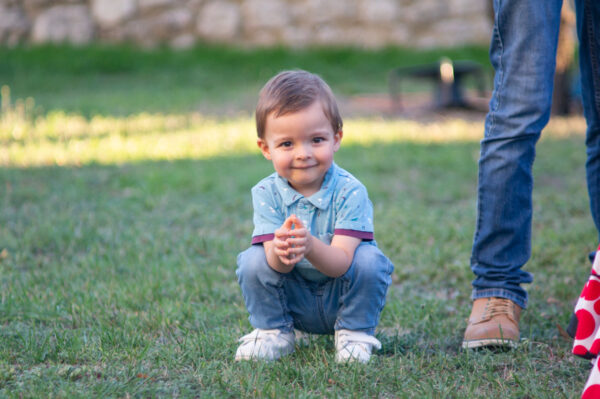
[250,162,375,282]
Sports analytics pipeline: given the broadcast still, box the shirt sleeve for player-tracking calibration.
[333,181,374,240]
[251,183,285,244]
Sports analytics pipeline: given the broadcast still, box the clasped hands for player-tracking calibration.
[273,214,312,266]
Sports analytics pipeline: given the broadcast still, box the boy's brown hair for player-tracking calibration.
[255,70,343,138]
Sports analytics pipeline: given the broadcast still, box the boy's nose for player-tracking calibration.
[295,144,312,159]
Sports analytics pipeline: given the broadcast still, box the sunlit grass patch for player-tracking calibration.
[0,81,587,167]
[347,116,586,145]
[0,103,587,167]
[1,112,257,166]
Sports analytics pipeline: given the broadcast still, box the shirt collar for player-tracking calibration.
[275,163,337,210]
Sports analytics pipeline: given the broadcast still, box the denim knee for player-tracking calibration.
[236,245,279,287]
[236,245,294,331]
[334,244,393,333]
[347,244,394,283]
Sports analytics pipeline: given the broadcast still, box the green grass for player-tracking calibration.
[0,135,592,397]
[0,43,490,117]
[0,44,592,397]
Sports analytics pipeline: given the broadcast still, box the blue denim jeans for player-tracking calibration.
[236,243,394,335]
[471,0,600,309]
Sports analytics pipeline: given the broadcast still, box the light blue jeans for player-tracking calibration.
[236,243,394,335]
[471,0,600,309]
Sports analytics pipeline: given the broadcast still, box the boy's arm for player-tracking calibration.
[305,234,361,278]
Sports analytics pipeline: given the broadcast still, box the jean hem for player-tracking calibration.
[333,325,376,336]
[471,288,527,309]
[250,322,294,334]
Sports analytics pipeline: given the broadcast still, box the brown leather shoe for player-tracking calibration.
[462,297,521,349]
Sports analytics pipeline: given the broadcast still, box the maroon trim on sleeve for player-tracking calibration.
[251,233,275,244]
[334,229,374,241]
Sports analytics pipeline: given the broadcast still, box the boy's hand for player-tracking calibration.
[273,215,312,265]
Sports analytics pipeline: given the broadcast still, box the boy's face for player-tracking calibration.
[257,100,342,197]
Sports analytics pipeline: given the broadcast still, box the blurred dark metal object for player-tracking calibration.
[389,58,486,111]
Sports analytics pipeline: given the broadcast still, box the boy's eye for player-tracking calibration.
[280,141,292,147]
[313,137,325,143]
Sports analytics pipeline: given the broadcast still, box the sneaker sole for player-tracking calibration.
[462,338,519,349]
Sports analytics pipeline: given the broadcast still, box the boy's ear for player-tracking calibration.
[333,130,343,152]
[257,138,272,160]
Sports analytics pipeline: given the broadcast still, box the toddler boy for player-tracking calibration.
[235,70,393,363]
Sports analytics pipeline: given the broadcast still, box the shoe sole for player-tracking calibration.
[462,338,518,349]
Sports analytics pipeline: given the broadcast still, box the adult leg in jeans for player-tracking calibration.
[578,0,600,236]
[568,0,600,336]
[564,2,600,394]
[463,0,562,348]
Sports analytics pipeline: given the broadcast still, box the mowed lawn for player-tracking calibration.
[0,44,593,397]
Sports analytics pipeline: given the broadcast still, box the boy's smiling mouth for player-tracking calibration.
[292,164,317,170]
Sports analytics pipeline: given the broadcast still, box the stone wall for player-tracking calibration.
[0,0,492,49]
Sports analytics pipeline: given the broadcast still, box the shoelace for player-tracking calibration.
[482,298,515,322]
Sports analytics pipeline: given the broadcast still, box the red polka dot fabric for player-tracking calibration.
[573,244,600,398]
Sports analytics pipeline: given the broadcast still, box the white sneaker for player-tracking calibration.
[235,329,295,361]
[335,329,381,364]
